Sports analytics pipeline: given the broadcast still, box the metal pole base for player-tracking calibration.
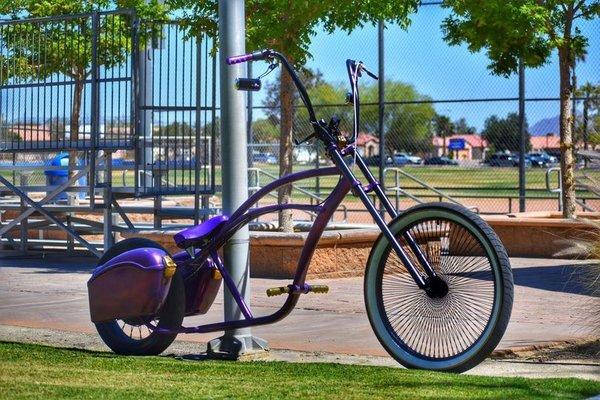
[207,334,269,360]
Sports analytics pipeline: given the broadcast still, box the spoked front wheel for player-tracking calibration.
[364,203,513,372]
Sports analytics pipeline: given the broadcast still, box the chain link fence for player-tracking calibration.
[0,5,598,228]
[245,3,600,224]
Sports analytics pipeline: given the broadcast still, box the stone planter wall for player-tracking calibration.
[121,229,380,279]
[122,212,600,279]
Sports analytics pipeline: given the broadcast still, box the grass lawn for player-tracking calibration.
[2,164,599,200]
[0,342,599,399]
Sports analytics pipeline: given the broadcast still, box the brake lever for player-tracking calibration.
[360,64,378,80]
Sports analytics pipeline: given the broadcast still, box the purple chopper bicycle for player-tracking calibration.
[88,49,513,372]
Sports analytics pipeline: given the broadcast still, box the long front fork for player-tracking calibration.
[329,146,437,289]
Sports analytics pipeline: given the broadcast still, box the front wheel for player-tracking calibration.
[364,203,513,372]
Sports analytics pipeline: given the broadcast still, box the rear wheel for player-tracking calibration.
[364,203,513,372]
[94,238,185,355]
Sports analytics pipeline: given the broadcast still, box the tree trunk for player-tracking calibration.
[583,95,589,151]
[558,48,576,218]
[442,135,447,156]
[278,67,295,232]
[583,95,589,168]
[68,77,84,205]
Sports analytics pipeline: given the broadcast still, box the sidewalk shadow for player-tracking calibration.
[511,264,598,297]
[451,263,598,297]
[0,253,97,274]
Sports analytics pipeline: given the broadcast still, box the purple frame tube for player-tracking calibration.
[155,167,350,335]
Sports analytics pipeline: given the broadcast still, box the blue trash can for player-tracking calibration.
[44,153,70,202]
[44,153,88,202]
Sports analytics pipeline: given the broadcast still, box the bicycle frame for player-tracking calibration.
[153,50,440,336]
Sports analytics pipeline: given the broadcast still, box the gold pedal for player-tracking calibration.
[310,285,329,294]
[266,286,290,297]
[266,284,329,297]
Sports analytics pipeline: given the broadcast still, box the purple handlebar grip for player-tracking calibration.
[226,54,253,65]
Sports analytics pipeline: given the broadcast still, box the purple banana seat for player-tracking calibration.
[174,215,228,249]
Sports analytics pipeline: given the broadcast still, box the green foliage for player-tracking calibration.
[481,112,530,153]
[433,114,454,139]
[453,117,476,135]
[260,76,436,153]
[166,1,419,65]
[159,121,194,137]
[0,115,20,142]
[252,117,279,143]
[442,0,600,76]
[1,1,167,83]
[575,82,600,142]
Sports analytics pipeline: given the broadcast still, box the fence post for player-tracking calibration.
[518,59,526,213]
[103,150,114,250]
[247,61,253,168]
[194,33,202,225]
[90,12,100,210]
[208,0,267,358]
[378,20,386,218]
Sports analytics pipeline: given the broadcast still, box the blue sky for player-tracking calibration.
[253,4,599,131]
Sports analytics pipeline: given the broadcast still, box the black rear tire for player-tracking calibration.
[93,238,185,355]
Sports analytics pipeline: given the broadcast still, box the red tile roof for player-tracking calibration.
[530,135,561,149]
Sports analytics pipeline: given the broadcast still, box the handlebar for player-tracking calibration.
[226,49,272,65]
[227,49,319,126]
[225,49,375,146]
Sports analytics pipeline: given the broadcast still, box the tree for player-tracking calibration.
[386,103,435,154]
[575,82,600,151]
[442,0,600,218]
[0,1,166,190]
[432,114,454,156]
[171,0,420,231]
[251,117,280,143]
[262,68,351,140]
[453,117,476,135]
[481,113,530,154]
[360,81,435,153]
[159,121,194,137]
[0,115,20,143]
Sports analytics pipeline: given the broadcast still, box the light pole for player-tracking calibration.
[207,0,268,358]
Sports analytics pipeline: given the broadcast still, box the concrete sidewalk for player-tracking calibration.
[0,255,598,378]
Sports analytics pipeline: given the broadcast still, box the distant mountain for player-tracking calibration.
[530,116,559,136]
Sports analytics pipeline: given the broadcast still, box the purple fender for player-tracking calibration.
[172,249,223,316]
[88,247,174,323]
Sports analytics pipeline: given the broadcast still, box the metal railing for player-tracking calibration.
[384,167,479,213]
[248,167,348,223]
[545,166,596,212]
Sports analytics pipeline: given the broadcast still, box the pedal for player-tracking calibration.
[310,285,329,294]
[266,286,290,297]
[266,284,329,297]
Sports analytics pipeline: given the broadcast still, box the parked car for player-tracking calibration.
[363,154,392,166]
[395,152,422,165]
[424,156,459,166]
[253,152,277,164]
[526,152,556,168]
[390,154,410,166]
[487,152,531,167]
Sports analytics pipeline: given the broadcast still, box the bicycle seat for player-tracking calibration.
[174,215,228,249]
